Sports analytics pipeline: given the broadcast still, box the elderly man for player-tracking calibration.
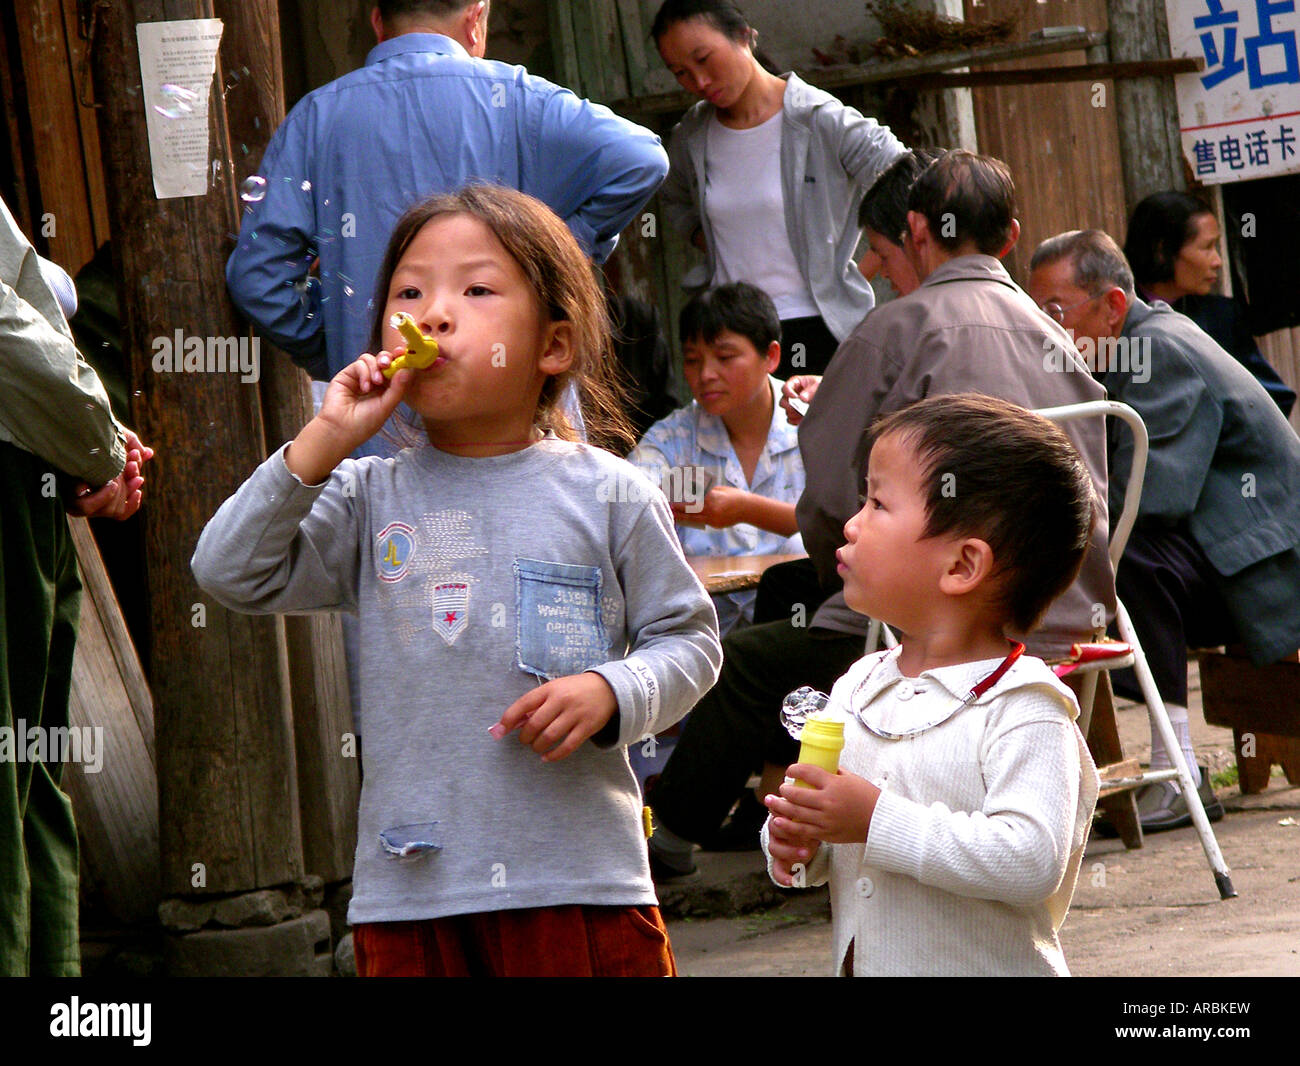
[1028,228,1300,832]
[647,151,1114,875]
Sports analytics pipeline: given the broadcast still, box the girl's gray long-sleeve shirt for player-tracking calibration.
[192,436,722,923]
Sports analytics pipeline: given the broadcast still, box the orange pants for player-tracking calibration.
[353,904,677,977]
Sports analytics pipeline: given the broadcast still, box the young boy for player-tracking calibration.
[629,281,804,636]
[763,394,1101,976]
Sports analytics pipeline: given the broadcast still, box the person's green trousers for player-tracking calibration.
[0,442,82,976]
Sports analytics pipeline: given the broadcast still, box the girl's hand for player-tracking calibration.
[287,351,412,484]
[671,485,748,528]
[316,350,412,443]
[490,672,619,763]
[764,765,880,845]
[780,376,821,426]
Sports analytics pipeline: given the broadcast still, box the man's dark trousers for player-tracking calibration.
[648,560,864,843]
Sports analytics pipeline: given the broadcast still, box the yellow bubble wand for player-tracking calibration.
[382,312,441,378]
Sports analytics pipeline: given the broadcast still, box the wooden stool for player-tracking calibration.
[1069,671,1143,849]
[1197,647,1300,793]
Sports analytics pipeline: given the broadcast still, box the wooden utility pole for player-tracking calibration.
[211,0,358,889]
[1108,0,1187,212]
[88,0,348,973]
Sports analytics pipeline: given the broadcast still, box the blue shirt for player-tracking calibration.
[628,376,805,632]
[225,33,668,388]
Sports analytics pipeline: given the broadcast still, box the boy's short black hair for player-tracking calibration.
[678,281,781,355]
[859,148,947,244]
[866,394,1096,635]
[907,150,1016,255]
[378,1,479,22]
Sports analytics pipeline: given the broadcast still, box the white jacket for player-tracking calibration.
[763,645,1099,976]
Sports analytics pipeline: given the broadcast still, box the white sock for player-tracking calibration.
[1150,703,1200,787]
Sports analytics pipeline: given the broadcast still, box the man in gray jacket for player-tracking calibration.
[648,151,1114,872]
[1029,228,1300,831]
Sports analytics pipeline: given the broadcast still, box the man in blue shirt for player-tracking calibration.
[227,0,668,443]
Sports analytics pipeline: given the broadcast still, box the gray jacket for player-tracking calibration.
[796,255,1115,659]
[1103,299,1300,663]
[660,72,905,341]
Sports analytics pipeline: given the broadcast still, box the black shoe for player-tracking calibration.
[647,835,699,883]
[700,791,766,852]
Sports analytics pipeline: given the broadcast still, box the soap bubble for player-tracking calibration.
[239,175,267,203]
[780,686,830,740]
[154,83,197,118]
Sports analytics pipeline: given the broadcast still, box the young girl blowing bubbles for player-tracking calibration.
[763,394,1101,976]
[193,185,722,977]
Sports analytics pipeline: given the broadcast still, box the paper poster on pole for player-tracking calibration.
[136,19,224,199]
[1166,1,1300,185]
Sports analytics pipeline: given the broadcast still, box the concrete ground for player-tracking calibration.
[663,663,1300,977]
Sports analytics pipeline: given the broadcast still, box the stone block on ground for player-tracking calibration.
[166,909,332,977]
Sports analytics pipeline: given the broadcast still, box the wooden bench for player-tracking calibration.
[1196,647,1300,794]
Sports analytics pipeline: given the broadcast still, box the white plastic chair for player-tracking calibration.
[866,400,1236,900]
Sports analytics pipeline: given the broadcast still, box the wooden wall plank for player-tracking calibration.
[66,517,160,926]
[548,0,582,93]
[569,1,606,100]
[1258,328,1300,434]
[0,5,36,238]
[591,0,629,102]
[962,0,1128,286]
[13,0,96,273]
[615,0,651,100]
[57,0,110,250]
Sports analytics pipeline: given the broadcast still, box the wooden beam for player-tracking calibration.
[888,57,1202,90]
[610,29,1109,115]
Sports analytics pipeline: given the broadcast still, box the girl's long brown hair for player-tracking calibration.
[369,184,636,454]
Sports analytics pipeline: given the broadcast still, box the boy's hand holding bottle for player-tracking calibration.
[287,349,413,484]
[765,766,881,858]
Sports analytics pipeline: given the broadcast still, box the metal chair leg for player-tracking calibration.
[1115,598,1237,899]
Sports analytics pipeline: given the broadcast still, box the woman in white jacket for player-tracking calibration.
[652,0,907,376]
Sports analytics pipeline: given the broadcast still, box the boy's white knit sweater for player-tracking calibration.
[762,644,1099,976]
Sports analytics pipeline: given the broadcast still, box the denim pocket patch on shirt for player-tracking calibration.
[514,557,610,680]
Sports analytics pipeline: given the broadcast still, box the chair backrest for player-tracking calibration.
[1034,399,1148,570]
